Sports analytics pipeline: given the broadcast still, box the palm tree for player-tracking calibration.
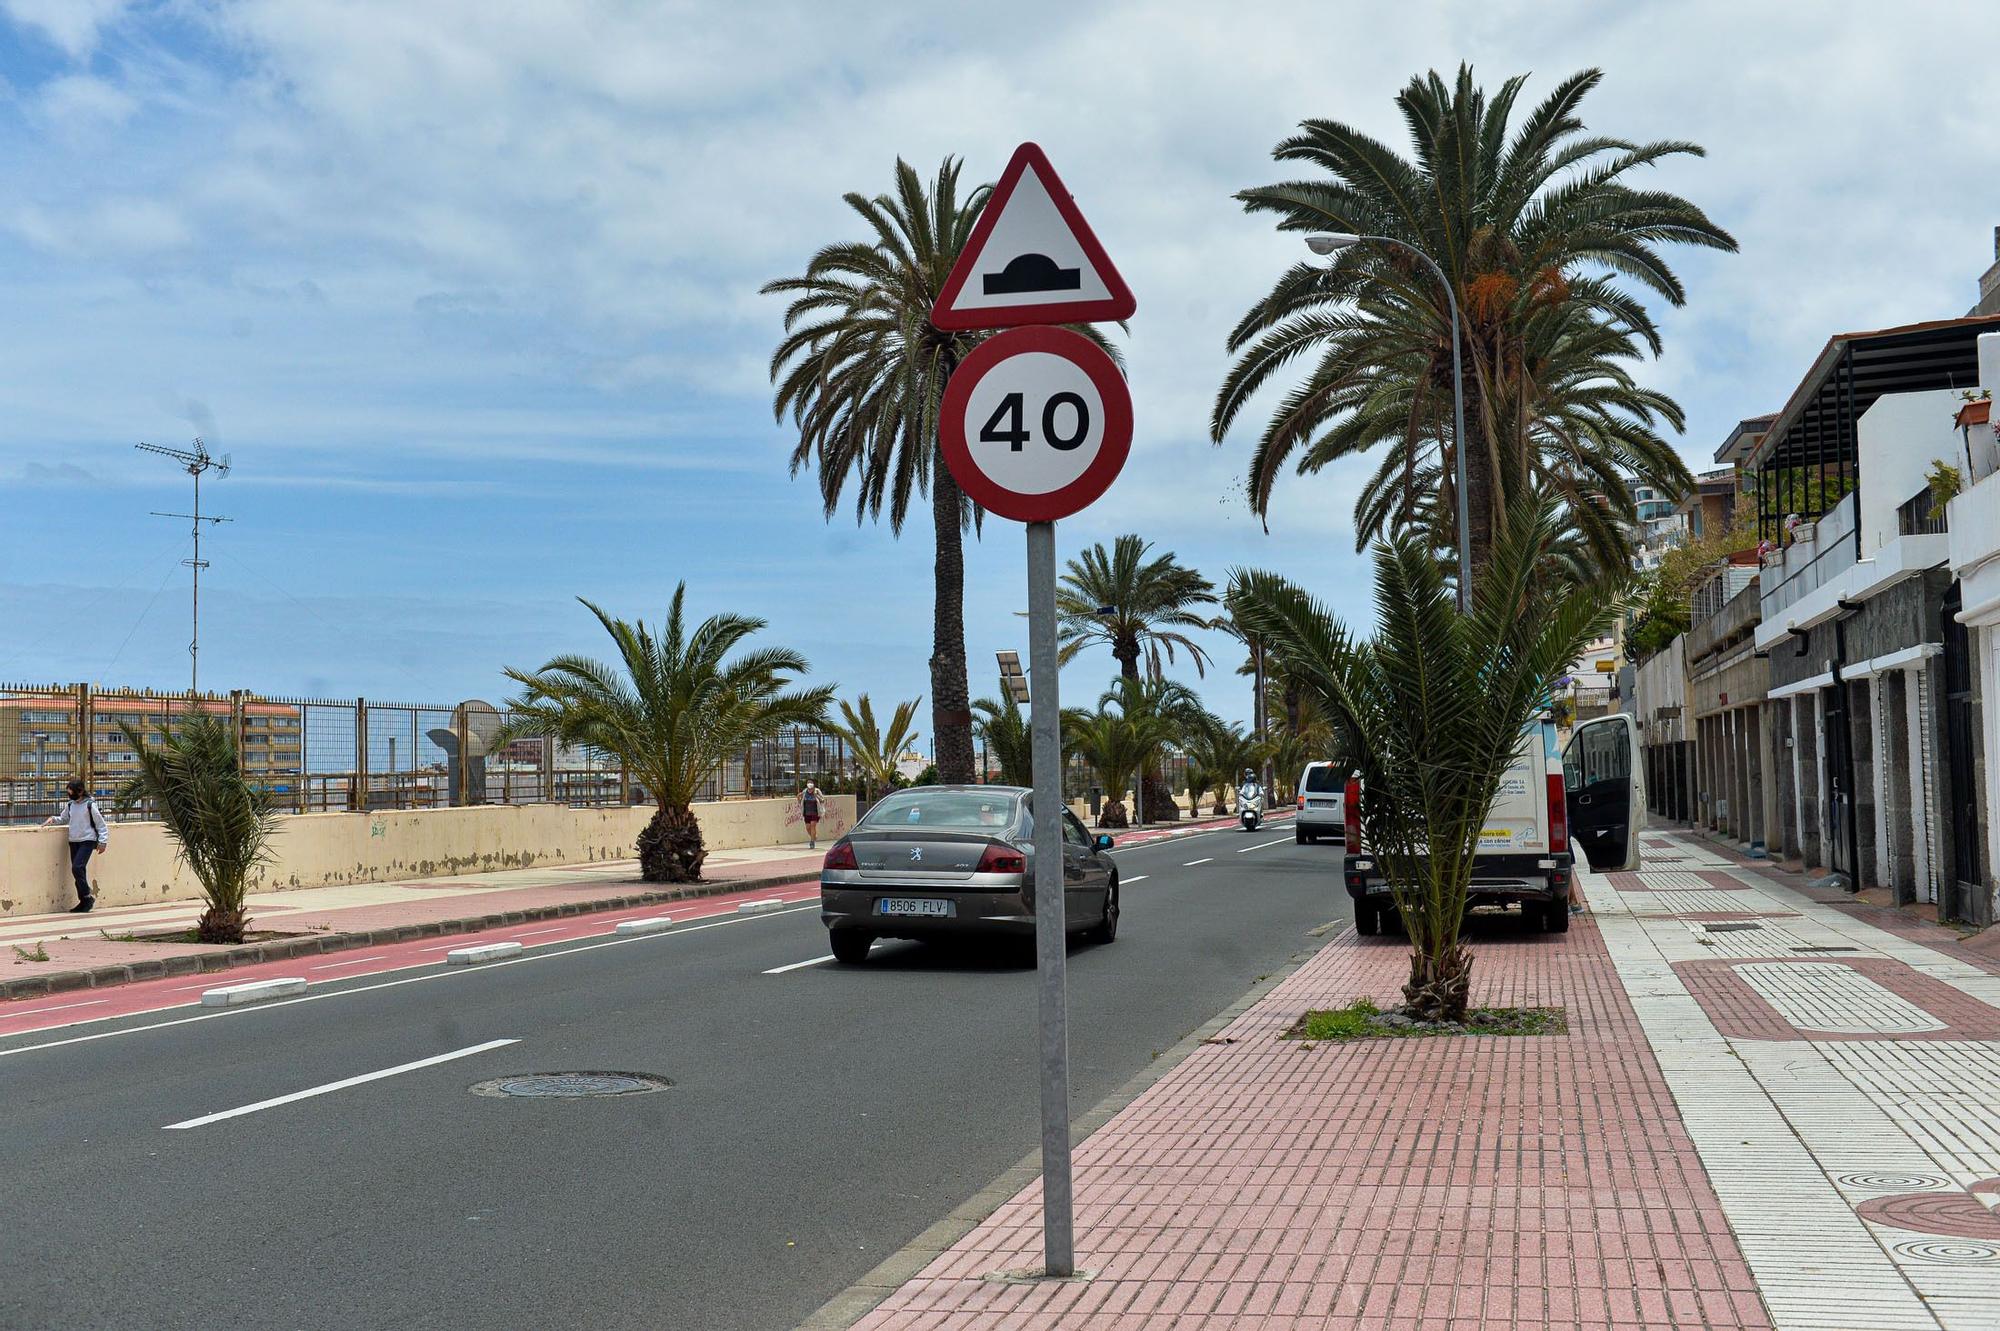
[1094,675,1209,824]
[824,694,922,791]
[1056,535,1220,679]
[1062,706,1166,829]
[971,693,1033,786]
[1185,718,1262,815]
[765,158,1116,783]
[502,587,833,883]
[116,714,278,944]
[1213,65,1735,575]
[1228,497,1611,1021]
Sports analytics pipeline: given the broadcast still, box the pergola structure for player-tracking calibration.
[1719,314,2000,546]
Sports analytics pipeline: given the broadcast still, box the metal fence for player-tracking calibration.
[0,681,853,826]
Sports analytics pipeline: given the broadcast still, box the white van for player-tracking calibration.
[1294,761,1346,844]
[1340,714,1644,935]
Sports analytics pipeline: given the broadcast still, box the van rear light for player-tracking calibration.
[1344,778,1362,845]
[1547,773,1568,855]
[976,844,1026,874]
[1296,795,1305,811]
[822,842,857,871]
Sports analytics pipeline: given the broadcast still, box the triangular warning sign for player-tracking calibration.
[931,143,1135,331]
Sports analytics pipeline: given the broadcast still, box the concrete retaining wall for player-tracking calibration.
[0,795,854,917]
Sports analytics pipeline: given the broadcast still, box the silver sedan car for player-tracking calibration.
[818,785,1119,964]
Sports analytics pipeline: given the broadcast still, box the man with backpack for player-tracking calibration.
[44,779,108,913]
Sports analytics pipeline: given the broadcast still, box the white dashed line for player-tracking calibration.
[310,956,387,970]
[1237,837,1292,852]
[1183,858,1213,866]
[0,999,108,1019]
[763,955,835,975]
[1120,875,1149,884]
[163,1038,520,1130]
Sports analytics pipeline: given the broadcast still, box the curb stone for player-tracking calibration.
[0,868,818,1000]
[792,922,1348,1331]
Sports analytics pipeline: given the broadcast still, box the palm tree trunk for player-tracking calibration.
[1463,396,1499,579]
[930,460,975,783]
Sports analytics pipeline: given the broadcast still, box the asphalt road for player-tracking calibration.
[0,818,1350,1331]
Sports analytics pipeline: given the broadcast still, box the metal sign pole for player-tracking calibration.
[1025,518,1074,1276]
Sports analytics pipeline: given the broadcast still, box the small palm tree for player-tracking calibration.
[502,587,833,883]
[824,694,921,791]
[1056,535,1220,679]
[1062,706,1168,829]
[116,714,278,944]
[1186,719,1263,814]
[1229,497,1611,1021]
[971,693,1033,786]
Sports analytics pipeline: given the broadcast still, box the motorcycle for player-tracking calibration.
[1238,782,1263,831]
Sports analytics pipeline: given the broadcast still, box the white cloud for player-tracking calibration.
[2,0,1998,718]
[1,0,132,59]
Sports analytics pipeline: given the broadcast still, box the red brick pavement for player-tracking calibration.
[850,912,1769,1330]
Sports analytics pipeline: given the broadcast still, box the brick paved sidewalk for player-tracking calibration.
[840,872,1768,1330]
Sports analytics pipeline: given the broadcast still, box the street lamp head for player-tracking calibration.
[1305,233,1362,256]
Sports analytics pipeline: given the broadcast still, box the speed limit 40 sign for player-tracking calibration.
[939,326,1132,523]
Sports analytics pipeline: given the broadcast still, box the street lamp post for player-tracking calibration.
[1306,233,1472,613]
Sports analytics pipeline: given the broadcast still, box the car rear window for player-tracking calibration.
[1303,765,1343,793]
[859,789,1020,831]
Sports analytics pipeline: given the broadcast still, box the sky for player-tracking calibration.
[1,1,1995,737]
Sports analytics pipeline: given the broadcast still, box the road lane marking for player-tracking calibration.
[310,956,387,970]
[1237,837,1292,852]
[763,955,835,975]
[162,1038,520,1130]
[1183,858,1213,866]
[0,999,108,1019]
[513,927,566,938]
[0,904,822,1061]
[1105,815,1294,854]
[1120,875,1149,884]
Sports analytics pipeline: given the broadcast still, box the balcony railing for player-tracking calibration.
[1760,492,1858,619]
[1896,486,1948,536]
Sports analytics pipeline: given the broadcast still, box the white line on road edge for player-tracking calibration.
[310,956,387,970]
[1236,837,1292,853]
[1183,858,1213,866]
[200,978,307,1008]
[0,903,821,1061]
[513,927,566,938]
[162,1038,519,1130]
[0,999,108,1019]
[613,916,675,936]
[447,942,524,965]
[763,955,834,975]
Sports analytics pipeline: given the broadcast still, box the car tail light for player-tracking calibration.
[822,842,857,871]
[1344,778,1362,845]
[1296,795,1305,810]
[976,844,1026,874]
[1547,773,1568,855]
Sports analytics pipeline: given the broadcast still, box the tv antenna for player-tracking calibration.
[136,438,231,697]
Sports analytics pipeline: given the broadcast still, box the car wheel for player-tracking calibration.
[1545,899,1572,934]
[1353,899,1379,936]
[1083,877,1119,945]
[829,928,873,963]
[1295,828,1309,844]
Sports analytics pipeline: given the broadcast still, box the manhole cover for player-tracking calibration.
[1837,1172,1954,1192]
[471,1072,671,1099]
[1703,921,1764,933]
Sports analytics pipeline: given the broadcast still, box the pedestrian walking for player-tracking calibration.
[44,778,108,913]
[799,780,825,849]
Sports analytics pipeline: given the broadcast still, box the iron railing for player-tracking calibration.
[0,681,852,826]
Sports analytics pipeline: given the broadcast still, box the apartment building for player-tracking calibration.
[0,692,304,798]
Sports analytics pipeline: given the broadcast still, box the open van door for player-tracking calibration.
[1562,714,1645,872]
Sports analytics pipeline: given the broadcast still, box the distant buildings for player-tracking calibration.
[0,691,304,799]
